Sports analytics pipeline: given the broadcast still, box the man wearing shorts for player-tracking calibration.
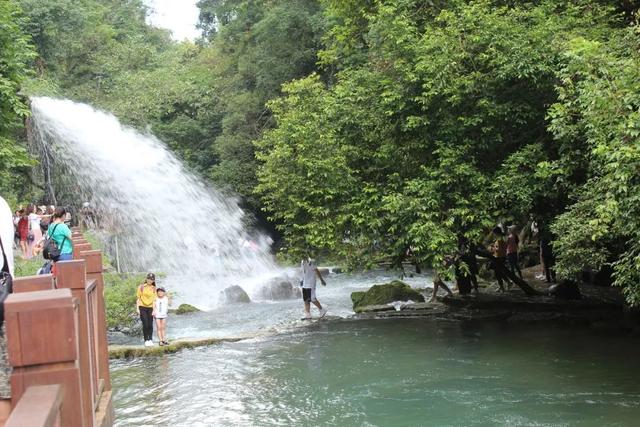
[301,257,327,319]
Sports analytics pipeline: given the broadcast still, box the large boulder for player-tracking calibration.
[219,285,251,304]
[256,278,299,300]
[351,281,425,312]
[548,280,581,300]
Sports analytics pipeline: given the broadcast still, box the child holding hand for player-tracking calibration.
[153,287,170,346]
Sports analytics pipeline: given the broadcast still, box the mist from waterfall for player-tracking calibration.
[30,97,286,308]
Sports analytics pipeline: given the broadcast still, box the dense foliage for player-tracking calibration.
[256,0,640,303]
[0,0,36,205]
[2,0,640,304]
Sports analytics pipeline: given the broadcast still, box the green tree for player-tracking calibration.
[0,0,37,203]
[549,31,640,304]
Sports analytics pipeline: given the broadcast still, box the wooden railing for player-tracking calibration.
[2,227,114,426]
[5,385,63,427]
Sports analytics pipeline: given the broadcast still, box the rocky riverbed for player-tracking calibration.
[355,267,639,333]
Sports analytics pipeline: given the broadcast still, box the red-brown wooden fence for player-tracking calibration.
[1,227,114,426]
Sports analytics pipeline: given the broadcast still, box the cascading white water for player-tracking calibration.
[30,97,288,308]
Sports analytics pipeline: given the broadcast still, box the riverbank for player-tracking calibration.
[355,266,638,333]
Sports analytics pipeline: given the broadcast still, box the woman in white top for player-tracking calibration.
[26,204,50,259]
[0,196,14,277]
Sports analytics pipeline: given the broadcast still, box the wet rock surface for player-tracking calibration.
[256,278,299,300]
[354,266,635,330]
[220,285,251,304]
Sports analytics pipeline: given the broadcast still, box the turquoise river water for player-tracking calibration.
[111,272,640,426]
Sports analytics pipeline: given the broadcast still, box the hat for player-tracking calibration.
[146,273,156,281]
[156,287,165,292]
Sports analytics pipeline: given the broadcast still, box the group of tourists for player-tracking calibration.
[13,204,73,262]
[431,222,556,300]
[135,273,169,346]
[490,223,556,287]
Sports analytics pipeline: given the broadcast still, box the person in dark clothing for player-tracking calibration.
[490,226,508,292]
[506,226,523,279]
[540,235,556,283]
[136,273,157,346]
[457,236,479,293]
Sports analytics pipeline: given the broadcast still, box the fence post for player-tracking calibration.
[77,250,111,392]
[73,243,92,260]
[12,274,55,293]
[55,260,97,425]
[5,289,86,427]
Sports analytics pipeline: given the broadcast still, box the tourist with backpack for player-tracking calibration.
[46,208,73,262]
[137,273,157,347]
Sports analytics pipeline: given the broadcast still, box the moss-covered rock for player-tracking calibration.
[351,281,425,312]
[174,303,200,315]
[108,337,241,359]
[351,291,366,307]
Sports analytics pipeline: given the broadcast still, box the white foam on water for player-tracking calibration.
[30,97,284,308]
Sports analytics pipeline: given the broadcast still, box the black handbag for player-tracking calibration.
[0,235,13,326]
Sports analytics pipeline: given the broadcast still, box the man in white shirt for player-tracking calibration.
[0,196,14,277]
[301,257,327,319]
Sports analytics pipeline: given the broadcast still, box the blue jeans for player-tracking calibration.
[57,253,73,261]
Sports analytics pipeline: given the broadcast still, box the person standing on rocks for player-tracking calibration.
[490,226,508,292]
[136,273,157,346]
[153,287,169,346]
[301,257,327,319]
[506,226,523,279]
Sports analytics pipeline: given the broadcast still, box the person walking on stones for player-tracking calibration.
[137,273,157,346]
[506,226,523,279]
[301,257,327,319]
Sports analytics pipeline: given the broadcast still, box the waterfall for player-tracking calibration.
[30,97,285,308]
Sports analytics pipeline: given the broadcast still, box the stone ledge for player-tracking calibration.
[108,337,242,359]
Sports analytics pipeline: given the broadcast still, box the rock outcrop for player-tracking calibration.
[174,303,200,315]
[256,279,299,300]
[351,280,425,312]
[219,285,251,304]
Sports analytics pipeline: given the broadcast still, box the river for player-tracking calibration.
[110,272,640,426]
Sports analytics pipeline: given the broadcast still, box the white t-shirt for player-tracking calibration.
[301,260,317,289]
[0,197,14,276]
[154,296,169,319]
[28,213,40,231]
